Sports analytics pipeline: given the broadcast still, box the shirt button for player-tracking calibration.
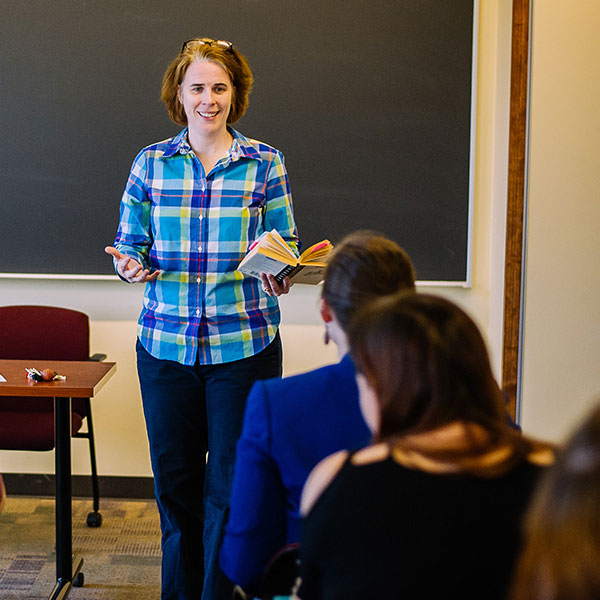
[198,245,202,252]
[196,308,200,316]
[196,276,202,283]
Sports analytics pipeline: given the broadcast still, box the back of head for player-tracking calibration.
[321,231,416,333]
[349,292,507,440]
[511,403,600,600]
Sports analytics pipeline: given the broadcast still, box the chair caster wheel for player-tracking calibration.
[74,572,84,587]
[86,511,102,527]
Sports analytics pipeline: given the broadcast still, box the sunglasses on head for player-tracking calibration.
[180,39,234,54]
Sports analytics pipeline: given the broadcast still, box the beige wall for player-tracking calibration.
[520,0,600,441]
[0,0,515,477]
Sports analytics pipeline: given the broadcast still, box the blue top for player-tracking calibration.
[114,127,299,365]
[220,354,371,591]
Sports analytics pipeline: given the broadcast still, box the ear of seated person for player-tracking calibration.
[297,292,554,600]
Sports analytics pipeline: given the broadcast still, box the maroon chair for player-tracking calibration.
[0,305,105,526]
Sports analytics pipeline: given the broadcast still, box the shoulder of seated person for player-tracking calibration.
[300,450,349,517]
[350,443,389,464]
[300,444,388,516]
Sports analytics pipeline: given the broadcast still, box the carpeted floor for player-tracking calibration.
[0,496,161,599]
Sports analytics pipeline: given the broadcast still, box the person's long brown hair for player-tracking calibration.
[349,292,550,475]
[510,404,600,600]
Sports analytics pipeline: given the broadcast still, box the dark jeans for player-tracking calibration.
[137,333,282,600]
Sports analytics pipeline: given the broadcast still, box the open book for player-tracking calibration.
[238,229,333,285]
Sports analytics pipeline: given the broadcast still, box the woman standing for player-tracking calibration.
[106,38,298,600]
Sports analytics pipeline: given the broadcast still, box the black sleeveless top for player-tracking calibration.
[299,454,545,600]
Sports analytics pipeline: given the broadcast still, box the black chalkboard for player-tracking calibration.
[0,0,475,282]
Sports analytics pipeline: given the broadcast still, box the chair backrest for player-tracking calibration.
[0,305,91,420]
[0,305,89,361]
[259,543,301,599]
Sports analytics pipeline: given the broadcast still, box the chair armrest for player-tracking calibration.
[88,353,107,362]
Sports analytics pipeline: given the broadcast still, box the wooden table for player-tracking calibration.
[0,359,116,600]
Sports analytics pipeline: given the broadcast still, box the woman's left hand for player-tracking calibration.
[260,273,291,297]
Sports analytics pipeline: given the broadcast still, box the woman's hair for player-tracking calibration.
[321,230,416,333]
[510,404,600,600]
[161,37,253,126]
[349,292,544,471]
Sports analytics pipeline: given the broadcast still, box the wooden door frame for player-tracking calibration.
[502,0,530,421]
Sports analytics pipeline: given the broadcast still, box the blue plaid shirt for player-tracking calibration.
[114,127,299,365]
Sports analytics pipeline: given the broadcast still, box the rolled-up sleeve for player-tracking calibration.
[263,151,300,256]
[113,150,153,269]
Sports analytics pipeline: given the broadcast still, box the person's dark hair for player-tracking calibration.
[321,231,416,333]
[510,403,600,600]
[161,37,253,126]
[349,292,548,473]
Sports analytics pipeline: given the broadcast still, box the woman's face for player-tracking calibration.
[178,59,233,137]
[357,373,380,434]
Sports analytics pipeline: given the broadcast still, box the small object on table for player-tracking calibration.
[42,368,55,381]
[25,368,66,382]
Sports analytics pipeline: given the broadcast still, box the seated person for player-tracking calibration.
[510,402,600,600]
[219,231,416,594]
[299,292,554,600]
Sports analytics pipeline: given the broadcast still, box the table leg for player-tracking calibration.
[50,396,84,600]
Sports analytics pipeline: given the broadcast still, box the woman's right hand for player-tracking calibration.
[104,246,160,283]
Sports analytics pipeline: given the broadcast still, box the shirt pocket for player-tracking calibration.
[208,190,265,250]
[147,179,198,248]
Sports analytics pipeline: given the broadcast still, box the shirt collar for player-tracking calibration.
[340,352,356,371]
[161,127,263,163]
[159,128,191,158]
[229,128,263,163]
